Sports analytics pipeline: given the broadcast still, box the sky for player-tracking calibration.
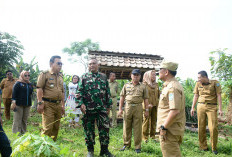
[0,0,232,80]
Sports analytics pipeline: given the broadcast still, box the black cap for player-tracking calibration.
[132,69,141,75]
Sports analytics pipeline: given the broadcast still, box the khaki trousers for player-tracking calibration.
[160,131,182,157]
[142,106,157,140]
[12,106,31,134]
[42,101,62,141]
[197,103,218,151]
[123,103,143,149]
[3,98,12,120]
[111,97,117,127]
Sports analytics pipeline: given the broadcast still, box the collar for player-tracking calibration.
[49,70,59,75]
[6,78,14,81]
[109,79,116,83]
[200,80,212,85]
[163,77,176,87]
[88,71,99,75]
[130,81,141,86]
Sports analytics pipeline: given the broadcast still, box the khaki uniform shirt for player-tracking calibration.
[36,70,64,100]
[0,78,17,98]
[194,80,221,104]
[109,80,118,98]
[120,82,149,104]
[144,83,160,107]
[157,77,186,136]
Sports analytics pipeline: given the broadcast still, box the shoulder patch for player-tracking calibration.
[169,93,174,101]
[216,83,220,87]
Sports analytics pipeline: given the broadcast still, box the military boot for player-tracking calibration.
[99,145,114,157]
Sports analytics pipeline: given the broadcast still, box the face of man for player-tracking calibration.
[6,71,13,79]
[159,68,168,81]
[131,74,141,84]
[198,74,207,84]
[109,73,116,82]
[88,59,99,73]
[51,58,62,73]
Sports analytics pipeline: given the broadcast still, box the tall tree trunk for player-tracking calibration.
[226,91,232,125]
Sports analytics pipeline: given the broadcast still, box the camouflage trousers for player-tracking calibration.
[82,111,110,147]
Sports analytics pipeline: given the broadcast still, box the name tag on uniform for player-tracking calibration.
[49,78,54,80]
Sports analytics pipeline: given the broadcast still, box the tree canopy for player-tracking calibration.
[0,32,24,79]
[62,39,99,72]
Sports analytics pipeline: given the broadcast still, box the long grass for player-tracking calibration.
[1,110,232,157]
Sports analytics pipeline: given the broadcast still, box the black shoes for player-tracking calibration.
[135,149,141,153]
[100,151,114,157]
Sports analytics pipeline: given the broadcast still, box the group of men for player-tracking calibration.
[0,55,223,157]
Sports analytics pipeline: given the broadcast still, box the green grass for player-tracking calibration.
[1,111,232,157]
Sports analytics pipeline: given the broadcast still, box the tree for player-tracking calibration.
[15,56,41,85]
[62,39,100,72]
[0,32,24,79]
[209,48,232,124]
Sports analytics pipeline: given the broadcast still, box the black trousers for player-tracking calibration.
[0,123,12,157]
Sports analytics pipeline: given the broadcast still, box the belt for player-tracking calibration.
[127,103,141,107]
[42,98,61,104]
[111,96,117,98]
[199,102,217,105]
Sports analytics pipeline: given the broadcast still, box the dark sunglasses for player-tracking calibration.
[7,73,12,75]
[24,75,30,77]
[57,62,63,66]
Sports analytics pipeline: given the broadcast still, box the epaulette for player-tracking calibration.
[40,70,49,74]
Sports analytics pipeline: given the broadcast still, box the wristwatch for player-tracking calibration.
[38,101,44,105]
[145,108,149,112]
[160,125,167,130]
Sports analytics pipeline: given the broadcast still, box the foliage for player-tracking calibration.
[209,48,232,105]
[12,133,64,157]
[181,78,198,123]
[62,39,100,72]
[0,32,24,80]
[15,56,41,85]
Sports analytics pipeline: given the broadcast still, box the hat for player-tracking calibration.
[160,60,178,71]
[132,69,141,75]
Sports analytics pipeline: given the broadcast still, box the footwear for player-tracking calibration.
[212,150,218,155]
[87,151,94,157]
[200,148,209,151]
[100,145,114,157]
[120,145,129,151]
[100,151,114,157]
[135,149,141,153]
[145,140,148,143]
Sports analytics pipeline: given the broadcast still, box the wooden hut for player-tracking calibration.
[88,50,164,79]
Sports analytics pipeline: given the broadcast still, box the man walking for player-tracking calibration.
[156,61,186,157]
[36,55,65,141]
[118,69,149,153]
[0,70,17,120]
[191,71,223,155]
[108,72,118,128]
[76,58,113,157]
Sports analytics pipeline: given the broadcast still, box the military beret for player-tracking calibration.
[132,69,141,75]
[160,60,178,71]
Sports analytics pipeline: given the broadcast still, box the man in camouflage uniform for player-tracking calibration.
[76,58,113,157]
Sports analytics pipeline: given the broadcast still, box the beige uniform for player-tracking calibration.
[142,83,160,140]
[37,70,64,141]
[120,82,149,149]
[0,78,17,120]
[194,80,221,151]
[157,78,185,157]
[109,80,118,127]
